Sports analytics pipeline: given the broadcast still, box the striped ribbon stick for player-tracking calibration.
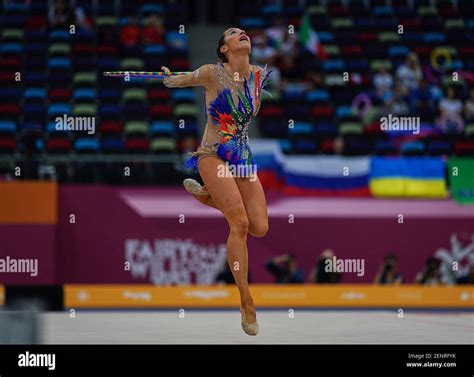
[103,71,191,79]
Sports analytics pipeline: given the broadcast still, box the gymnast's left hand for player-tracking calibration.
[161,66,177,87]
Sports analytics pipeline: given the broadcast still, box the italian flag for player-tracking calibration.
[298,13,328,60]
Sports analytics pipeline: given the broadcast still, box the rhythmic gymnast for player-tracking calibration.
[161,28,272,336]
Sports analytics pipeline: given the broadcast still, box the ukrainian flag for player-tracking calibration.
[369,157,447,198]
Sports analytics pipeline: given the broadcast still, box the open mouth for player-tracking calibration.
[239,35,249,42]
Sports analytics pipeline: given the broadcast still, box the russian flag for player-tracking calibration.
[282,155,370,196]
[252,140,285,191]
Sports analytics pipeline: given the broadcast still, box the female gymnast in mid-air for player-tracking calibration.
[161,27,271,336]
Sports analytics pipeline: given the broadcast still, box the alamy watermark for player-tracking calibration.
[18,352,55,371]
[55,114,95,134]
[217,162,258,181]
[325,256,365,277]
[380,114,420,134]
[0,256,38,277]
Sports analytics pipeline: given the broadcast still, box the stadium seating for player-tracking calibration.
[0,1,197,156]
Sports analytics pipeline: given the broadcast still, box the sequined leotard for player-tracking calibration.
[179,63,271,175]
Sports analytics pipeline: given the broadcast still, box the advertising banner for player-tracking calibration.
[56,186,474,285]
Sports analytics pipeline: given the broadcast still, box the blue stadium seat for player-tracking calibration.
[98,89,121,102]
[75,138,100,152]
[374,140,397,155]
[322,59,345,72]
[25,31,47,42]
[165,32,188,50]
[314,123,338,138]
[144,44,166,55]
[289,122,313,135]
[0,121,16,133]
[73,88,97,101]
[306,90,330,103]
[279,139,291,153]
[0,88,21,100]
[24,72,47,85]
[23,104,46,117]
[102,138,126,152]
[49,30,70,41]
[262,4,283,15]
[388,46,410,58]
[423,32,446,43]
[99,104,122,117]
[150,121,175,135]
[427,141,452,155]
[450,60,464,70]
[466,19,474,29]
[176,121,198,134]
[139,3,163,15]
[171,89,195,102]
[282,88,306,102]
[240,18,265,29]
[373,6,393,16]
[318,32,334,43]
[26,43,46,54]
[346,59,369,71]
[98,57,119,70]
[48,104,72,117]
[336,106,354,118]
[20,122,42,133]
[48,57,72,69]
[24,88,46,100]
[1,43,23,53]
[401,141,425,155]
[35,139,45,151]
[293,139,318,153]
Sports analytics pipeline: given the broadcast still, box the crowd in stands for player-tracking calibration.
[215,249,474,285]
[238,1,474,156]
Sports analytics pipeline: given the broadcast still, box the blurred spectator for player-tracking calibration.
[410,79,435,120]
[265,254,304,283]
[265,17,287,47]
[396,52,422,94]
[121,16,140,47]
[280,56,311,91]
[456,265,474,284]
[49,0,74,27]
[415,257,442,285]
[251,34,277,66]
[373,66,393,101]
[385,83,410,116]
[308,249,342,283]
[265,17,298,57]
[143,13,164,44]
[374,254,403,284]
[439,86,463,116]
[74,6,90,30]
[215,261,234,284]
[276,30,298,59]
[215,260,253,284]
[410,79,433,108]
[464,88,474,121]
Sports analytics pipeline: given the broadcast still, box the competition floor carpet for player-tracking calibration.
[40,310,473,344]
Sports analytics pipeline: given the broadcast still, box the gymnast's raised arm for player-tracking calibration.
[161,64,213,89]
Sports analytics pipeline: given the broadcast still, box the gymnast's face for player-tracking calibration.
[221,28,251,56]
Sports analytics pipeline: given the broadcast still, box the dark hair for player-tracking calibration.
[384,253,397,261]
[216,34,228,63]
